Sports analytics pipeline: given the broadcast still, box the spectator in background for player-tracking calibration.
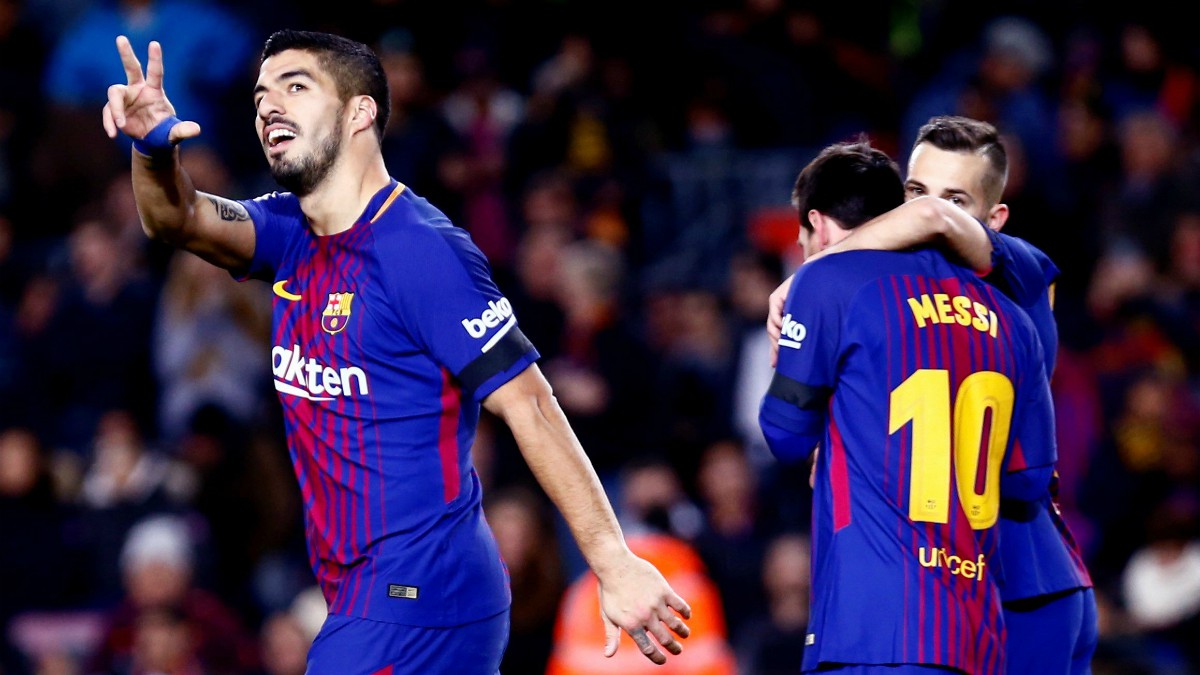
[78,409,191,604]
[735,532,811,675]
[1122,498,1200,671]
[257,586,325,675]
[0,427,84,673]
[485,485,564,675]
[376,29,465,223]
[440,43,524,270]
[545,239,655,476]
[88,514,258,675]
[1099,109,1186,265]
[153,251,271,442]
[20,217,158,450]
[691,439,770,644]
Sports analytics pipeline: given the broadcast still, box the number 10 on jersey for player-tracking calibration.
[888,369,1014,530]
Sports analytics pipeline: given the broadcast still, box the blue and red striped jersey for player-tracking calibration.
[760,248,1056,674]
[983,229,1093,601]
[236,180,538,626]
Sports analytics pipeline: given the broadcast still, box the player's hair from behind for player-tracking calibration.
[791,136,904,233]
[914,116,1008,204]
[261,29,391,141]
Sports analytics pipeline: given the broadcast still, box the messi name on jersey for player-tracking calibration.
[906,292,998,337]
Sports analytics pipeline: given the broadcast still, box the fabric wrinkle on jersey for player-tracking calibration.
[235,179,539,627]
[982,228,1093,603]
[760,248,1057,675]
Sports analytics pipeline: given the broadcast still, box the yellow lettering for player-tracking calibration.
[972,302,990,332]
[908,295,938,328]
[952,295,973,326]
[989,310,998,338]
[935,294,955,324]
[915,548,988,581]
[959,559,977,579]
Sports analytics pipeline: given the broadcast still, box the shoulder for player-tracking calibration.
[372,190,490,282]
[993,232,1060,282]
[239,191,302,225]
[796,249,934,303]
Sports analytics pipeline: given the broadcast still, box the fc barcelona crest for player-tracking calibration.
[321,292,355,334]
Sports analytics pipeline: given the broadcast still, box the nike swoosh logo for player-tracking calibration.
[273,280,302,301]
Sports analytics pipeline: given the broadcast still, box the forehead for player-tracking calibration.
[906,144,989,198]
[256,48,328,87]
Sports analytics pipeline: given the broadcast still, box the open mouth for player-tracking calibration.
[265,125,298,152]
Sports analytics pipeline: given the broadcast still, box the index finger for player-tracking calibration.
[115,35,144,85]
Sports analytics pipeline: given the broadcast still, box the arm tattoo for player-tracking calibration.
[206,196,250,222]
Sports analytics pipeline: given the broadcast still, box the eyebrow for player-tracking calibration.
[253,69,318,98]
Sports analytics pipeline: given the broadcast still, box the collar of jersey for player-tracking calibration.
[364,180,406,225]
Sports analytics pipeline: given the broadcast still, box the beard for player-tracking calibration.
[269,116,343,196]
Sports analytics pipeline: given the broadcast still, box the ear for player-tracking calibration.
[808,209,832,248]
[985,203,1009,232]
[349,95,378,134]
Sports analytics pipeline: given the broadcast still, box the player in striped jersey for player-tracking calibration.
[103,29,691,675]
[769,117,1097,675]
[760,139,1057,674]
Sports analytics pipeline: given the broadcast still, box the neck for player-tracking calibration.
[298,148,391,236]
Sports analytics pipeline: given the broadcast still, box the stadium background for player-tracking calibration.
[0,0,1198,673]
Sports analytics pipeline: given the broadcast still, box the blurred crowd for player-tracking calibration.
[1,0,1199,673]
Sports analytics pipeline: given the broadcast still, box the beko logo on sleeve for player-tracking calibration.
[461,297,516,352]
[780,313,808,349]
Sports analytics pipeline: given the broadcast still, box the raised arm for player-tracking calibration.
[805,196,993,272]
[102,36,255,272]
[483,365,692,664]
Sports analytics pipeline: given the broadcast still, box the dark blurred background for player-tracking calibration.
[1,0,1199,673]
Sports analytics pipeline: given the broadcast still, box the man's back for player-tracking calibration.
[761,248,1056,675]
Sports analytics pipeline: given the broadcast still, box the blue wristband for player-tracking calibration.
[132,116,183,157]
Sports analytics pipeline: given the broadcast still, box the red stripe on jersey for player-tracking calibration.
[438,369,462,503]
[827,409,852,531]
[370,666,394,675]
[1009,438,1029,471]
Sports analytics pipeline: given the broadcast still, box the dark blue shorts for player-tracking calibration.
[1004,587,1097,675]
[305,610,510,675]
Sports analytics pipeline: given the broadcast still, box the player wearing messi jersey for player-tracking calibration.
[103,30,691,674]
[759,140,1057,675]
[767,117,1097,675]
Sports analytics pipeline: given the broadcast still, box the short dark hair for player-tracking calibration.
[261,30,390,141]
[791,138,903,233]
[913,116,1008,204]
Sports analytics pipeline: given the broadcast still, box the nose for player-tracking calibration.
[257,89,284,120]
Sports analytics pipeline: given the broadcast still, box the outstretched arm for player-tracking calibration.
[102,36,255,272]
[484,365,692,665]
[804,196,993,271]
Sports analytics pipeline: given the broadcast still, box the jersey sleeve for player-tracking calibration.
[984,230,1060,306]
[985,231,1061,375]
[384,223,539,401]
[759,263,844,463]
[1004,328,1057,477]
[234,192,303,282]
